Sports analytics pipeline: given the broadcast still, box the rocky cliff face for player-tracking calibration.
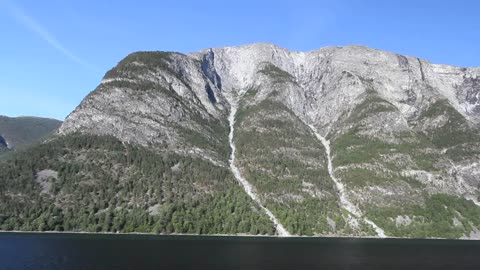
[59,52,231,166]
[49,43,480,237]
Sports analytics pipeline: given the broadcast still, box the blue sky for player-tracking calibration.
[1,0,479,120]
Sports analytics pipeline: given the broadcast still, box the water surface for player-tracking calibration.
[1,233,479,270]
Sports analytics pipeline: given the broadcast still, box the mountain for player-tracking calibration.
[1,43,480,239]
[0,116,62,154]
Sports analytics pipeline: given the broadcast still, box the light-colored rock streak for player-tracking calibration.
[308,124,386,238]
[228,100,290,237]
[449,162,480,206]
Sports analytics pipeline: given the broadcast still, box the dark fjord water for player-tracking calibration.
[1,233,480,270]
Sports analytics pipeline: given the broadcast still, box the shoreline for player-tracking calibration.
[0,230,360,238]
[0,230,476,241]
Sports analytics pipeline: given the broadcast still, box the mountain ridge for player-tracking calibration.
[192,43,480,68]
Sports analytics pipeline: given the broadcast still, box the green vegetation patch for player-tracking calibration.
[105,51,174,79]
[366,194,480,239]
[258,63,295,83]
[337,167,424,188]
[332,130,438,172]
[104,51,192,90]
[419,99,480,147]
[176,120,230,160]
[446,143,480,162]
[346,94,398,125]
[269,198,346,236]
[331,93,438,171]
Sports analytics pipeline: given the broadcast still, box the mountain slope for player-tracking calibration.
[2,43,480,238]
[0,134,274,234]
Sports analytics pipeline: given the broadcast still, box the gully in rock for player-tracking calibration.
[307,124,387,238]
[228,99,290,237]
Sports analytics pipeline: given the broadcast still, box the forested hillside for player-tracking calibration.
[0,134,274,234]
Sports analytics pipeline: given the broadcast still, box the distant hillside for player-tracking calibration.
[0,135,8,153]
[0,116,62,150]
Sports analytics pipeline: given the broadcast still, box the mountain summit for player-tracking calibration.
[2,44,480,238]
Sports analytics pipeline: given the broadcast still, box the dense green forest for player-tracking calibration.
[0,134,274,235]
[367,194,480,239]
